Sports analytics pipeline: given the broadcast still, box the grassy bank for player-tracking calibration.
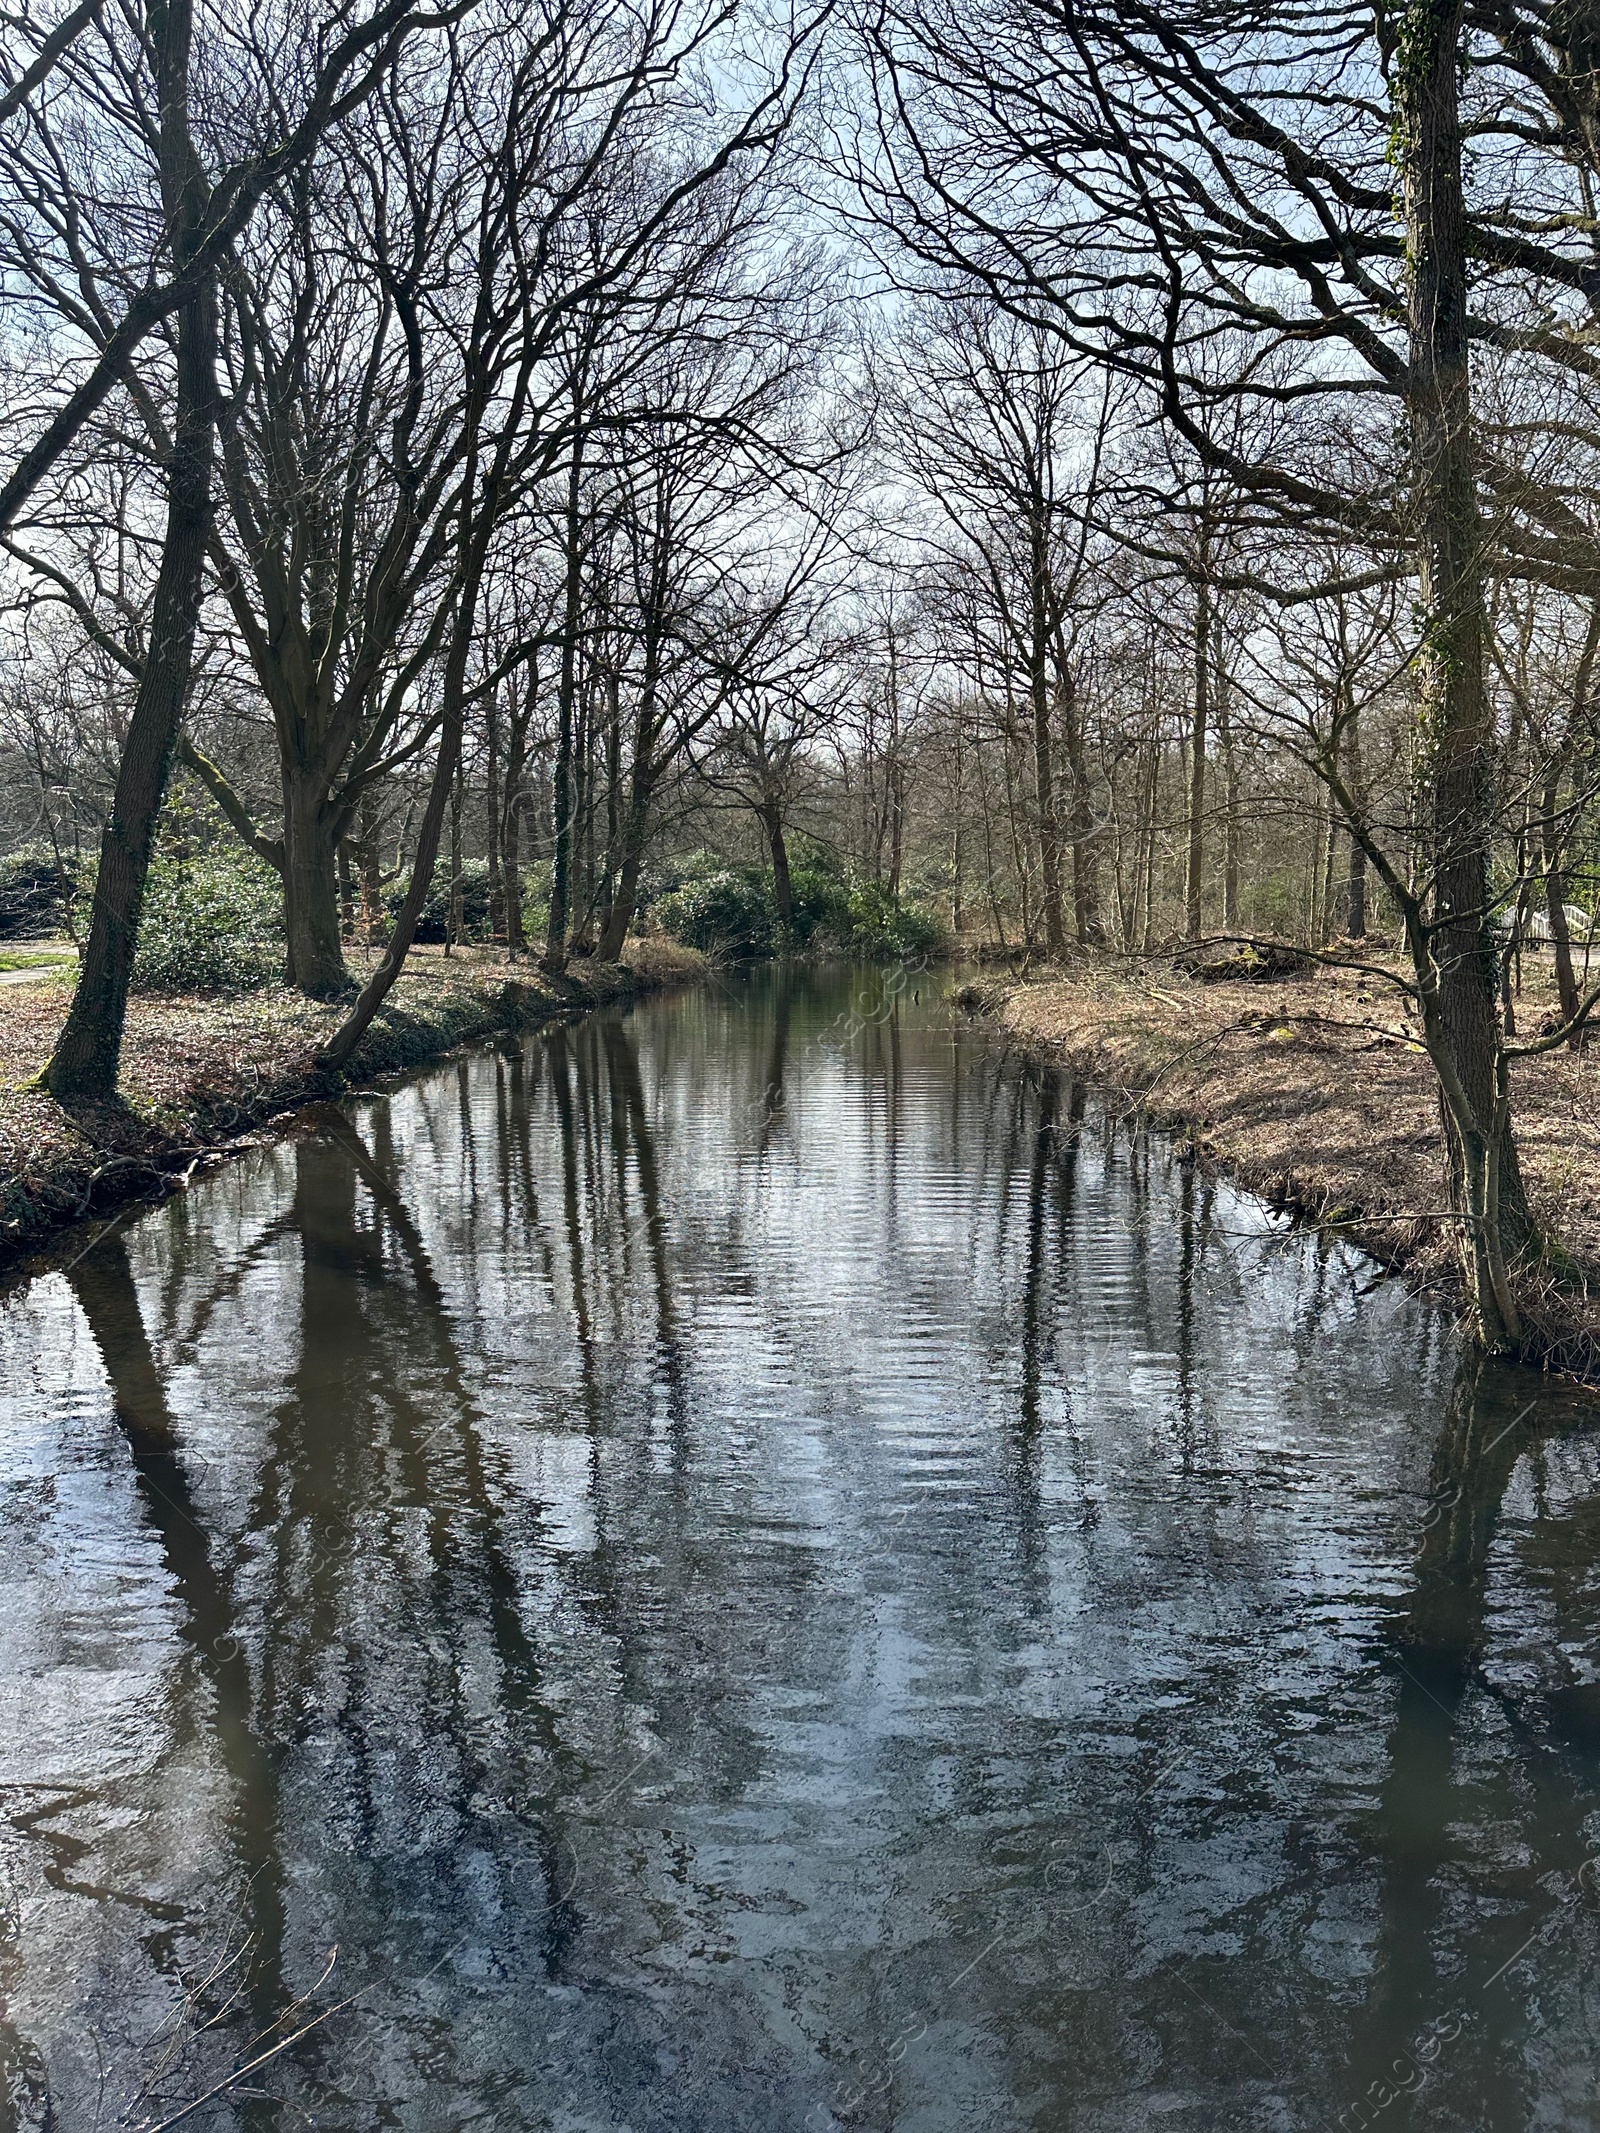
[0,937,702,1277]
[959,958,1600,1383]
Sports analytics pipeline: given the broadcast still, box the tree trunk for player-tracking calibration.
[594,769,654,962]
[1347,834,1369,941]
[570,669,596,953]
[338,838,356,939]
[48,269,218,1100]
[1542,772,1581,1036]
[503,677,529,960]
[504,791,526,960]
[599,669,622,940]
[1059,674,1102,945]
[888,761,905,902]
[1345,700,1368,938]
[950,718,965,935]
[545,426,584,976]
[486,690,505,945]
[1216,643,1240,930]
[1139,729,1159,950]
[1185,573,1210,944]
[595,843,642,963]
[357,790,384,948]
[762,800,794,929]
[1004,726,1034,946]
[282,763,348,996]
[1401,0,1530,1342]
[976,744,1008,947]
[319,705,462,1072]
[318,538,489,1069]
[447,757,464,954]
[1029,522,1067,954]
[1318,792,1339,948]
[1544,607,1600,1039]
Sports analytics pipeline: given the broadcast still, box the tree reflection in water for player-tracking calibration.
[0,967,1595,2130]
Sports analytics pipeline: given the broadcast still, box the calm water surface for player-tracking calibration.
[2,965,1599,2131]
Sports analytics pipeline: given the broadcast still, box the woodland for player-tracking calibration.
[2,0,1599,1356]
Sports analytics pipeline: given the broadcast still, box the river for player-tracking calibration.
[1,964,1597,2130]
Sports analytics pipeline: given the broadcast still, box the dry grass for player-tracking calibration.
[965,954,1600,1379]
[617,934,707,985]
[0,940,704,1275]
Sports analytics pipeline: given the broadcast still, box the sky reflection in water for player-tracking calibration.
[1,964,1598,2131]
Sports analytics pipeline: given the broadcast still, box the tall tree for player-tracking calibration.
[0,0,459,1095]
[881,300,1110,949]
[855,0,1600,1342]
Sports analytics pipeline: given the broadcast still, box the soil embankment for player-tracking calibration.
[959,958,1600,1381]
[0,938,702,1277]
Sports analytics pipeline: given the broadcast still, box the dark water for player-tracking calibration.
[3,966,1600,2132]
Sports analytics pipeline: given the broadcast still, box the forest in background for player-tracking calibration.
[3,0,1600,1352]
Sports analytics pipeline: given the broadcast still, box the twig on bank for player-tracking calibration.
[1127,1016,1261,1112]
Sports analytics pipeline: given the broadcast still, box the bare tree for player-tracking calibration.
[851,0,1600,1346]
[0,0,466,1095]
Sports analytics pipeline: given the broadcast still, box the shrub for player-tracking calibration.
[641,849,720,904]
[1244,873,1312,939]
[653,867,776,958]
[520,860,553,950]
[651,849,949,963]
[786,857,851,945]
[132,847,285,992]
[390,857,497,944]
[842,878,948,960]
[0,843,73,940]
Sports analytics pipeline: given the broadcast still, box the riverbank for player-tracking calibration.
[959,959,1600,1383]
[0,938,703,1277]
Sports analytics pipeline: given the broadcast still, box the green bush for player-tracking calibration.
[652,848,948,963]
[131,847,285,993]
[843,879,947,960]
[786,857,852,945]
[653,866,776,958]
[390,857,497,943]
[0,842,74,939]
[1244,874,1312,939]
[519,859,552,950]
[642,849,720,903]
